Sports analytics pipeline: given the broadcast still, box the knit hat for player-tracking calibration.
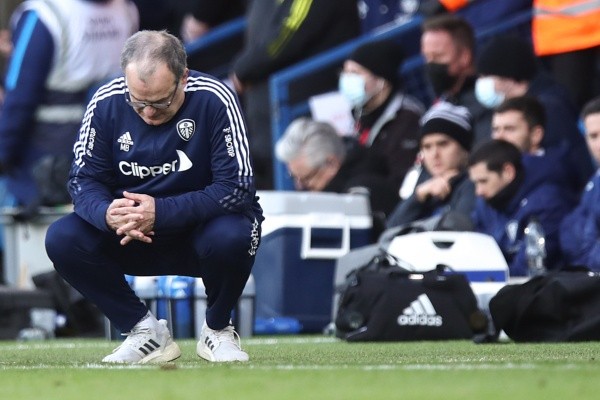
[421,102,474,151]
[348,39,404,85]
[477,35,538,82]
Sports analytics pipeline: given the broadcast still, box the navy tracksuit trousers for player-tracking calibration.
[45,212,260,332]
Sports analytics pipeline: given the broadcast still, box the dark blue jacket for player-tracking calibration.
[69,71,263,234]
[386,170,475,229]
[472,156,575,276]
[559,171,600,271]
[527,72,595,192]
[523,145,580,203]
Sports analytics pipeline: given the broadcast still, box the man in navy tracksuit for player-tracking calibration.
[45,30,263,364]
[468,139,574,277]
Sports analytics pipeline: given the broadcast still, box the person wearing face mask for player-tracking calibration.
[338,38,424,206]
[475,34,595,192]
[468,139,575,276]
[420,14,493,146]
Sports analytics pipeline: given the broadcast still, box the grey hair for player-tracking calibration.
[275,117,346,167]
[120,30,187,82]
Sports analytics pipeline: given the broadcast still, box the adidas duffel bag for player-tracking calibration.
[335,256,487,341]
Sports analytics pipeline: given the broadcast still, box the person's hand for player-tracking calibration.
[106,191,156,245]
[181,14,211,43]
[415,170,460,202]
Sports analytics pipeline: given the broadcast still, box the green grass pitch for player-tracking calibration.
[1,336,600,399]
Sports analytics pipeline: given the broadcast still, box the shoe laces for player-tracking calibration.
[118,324,153,348]
[208,325,242,349]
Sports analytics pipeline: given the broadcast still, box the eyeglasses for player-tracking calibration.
[125,82,179,110]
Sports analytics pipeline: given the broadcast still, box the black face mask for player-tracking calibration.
[425,62,458,97]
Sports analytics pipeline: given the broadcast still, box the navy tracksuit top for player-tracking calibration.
[69,70,263,234]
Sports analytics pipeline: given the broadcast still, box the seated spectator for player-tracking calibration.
[560,97,600,271]
[475,34,595,192]
[339,38,424,199]
[275,117,397,223]
[420,13,493,144]
[492,95,580,200]
[468,139,575,276]
[386,101,475,228]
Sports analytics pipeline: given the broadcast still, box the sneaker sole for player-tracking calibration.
[139,342,182,364]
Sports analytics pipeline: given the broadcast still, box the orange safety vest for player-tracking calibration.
[439,0,471,12]
[532,0,600,56]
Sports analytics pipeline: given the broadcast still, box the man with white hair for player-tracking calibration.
[275,117,398,218]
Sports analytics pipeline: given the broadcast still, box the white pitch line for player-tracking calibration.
[0,362,587,372]
[0,336,338,351]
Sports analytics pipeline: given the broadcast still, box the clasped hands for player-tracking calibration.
[106,191,156,246]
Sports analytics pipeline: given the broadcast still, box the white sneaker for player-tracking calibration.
[102,316,181,364]
[197,321,249,362]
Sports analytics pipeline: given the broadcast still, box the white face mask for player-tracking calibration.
[339,72,368,108]
[475,77,505,109]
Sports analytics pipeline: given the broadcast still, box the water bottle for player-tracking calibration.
[525,217,546,277]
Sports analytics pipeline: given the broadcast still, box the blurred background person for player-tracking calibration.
[468,139,575,276]
[339,38,424,206]
[275,117,397,234]
[386,101,475,228]
[420,13,493,144]
[492,95,583,199]
[560,97,600,271]
[0,0,138,210]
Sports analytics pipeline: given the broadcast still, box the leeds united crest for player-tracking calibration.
[177,119,195,141]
